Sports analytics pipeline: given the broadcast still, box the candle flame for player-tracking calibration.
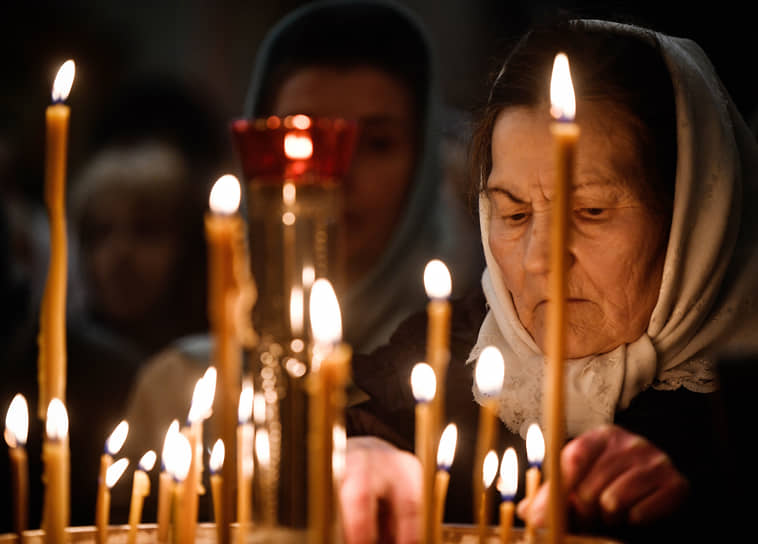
[139,450,157,472]
[167,432,193,482]
[4,394,29,448]
[209,439,225,473]
[410,362,436,403]
[436,423,458,470]
[238,382,254,424]
[209,174,241,215]
[474,346,505,397]
[424,259,452,299]
[105,458,129,489]
[309,278,342,345]
[188,367,216,423]
[290,285,304,335]
[497,447,518,499]
[255,428,270,468]
[161,420,180,468]
[105,420,129,455]
[51,60,75,102]
[284,132,314,160]
[253,392,266,426]
[45,398,68,441]
[482,450,498,488]
[526,423,545,466]
[550,53,576,121]
[302,265,315,287]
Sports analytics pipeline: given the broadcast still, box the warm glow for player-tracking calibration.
[45,399,68,441]
[302,265,315,287]
[309,278,342,345]
[167,432,193,482]
[51,59,75,102]
[333,424,347,481]
[238,382,254,424]
[209,174,242,215]
[253,392,266,425]
[4,394,28,448]
[424,259,452,299]
[285,357,307,378]
[283,182,296,205]
[209,439,225,473]
[550,53,576,121]
[139,450,157,472]
[410,362,436,403]
[482,450,498,488]
[290,285,304,335]
[284,132,314,160]
[255,429,270,467]
[497,447,518,499]
[436,423,458,470]
[105,458,129,489]
[161,420,180,469]
[105,420,129,456]
[292,114,311,130]
[475,346,505,397]
[526,423,545,466]
[188,367,216,423]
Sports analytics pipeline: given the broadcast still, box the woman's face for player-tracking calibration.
[272,66,417,283]
[486,102,668,358]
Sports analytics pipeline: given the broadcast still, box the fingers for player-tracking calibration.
[341,446,380,544]
[561,424,613,491]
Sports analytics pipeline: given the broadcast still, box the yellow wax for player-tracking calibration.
[433,470,450,544]
[211,474,224,544]
[172,482,185,544]
[426,299,451,439]
[415,401,434,544]
[181,425,201,544]
[205,212,242,543]
[9,446,29,535]
[545,121,579,544]
[127,470,150,544]
[473,400,499,521]
[38,103,70,419]
[236,424,253,544]
[524,466,542,542]
[500,501,515,544]
[156,471,174,543]
[95,453,113,544]
[477,489,490,544]
[42,436,69,544]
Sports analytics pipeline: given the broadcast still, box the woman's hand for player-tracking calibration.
[340,436,422,544]
[519,425,689,527]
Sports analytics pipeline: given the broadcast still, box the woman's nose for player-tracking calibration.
[523,213,550,275]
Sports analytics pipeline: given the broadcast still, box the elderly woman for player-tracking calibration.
[342,18,758,544]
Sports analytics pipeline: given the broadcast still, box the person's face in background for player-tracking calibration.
[486,101,668,358]
[272,65,418,283]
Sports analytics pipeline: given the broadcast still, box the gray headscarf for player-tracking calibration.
[243,0,484,353]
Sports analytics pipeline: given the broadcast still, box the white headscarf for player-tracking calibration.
[469,20,758,438]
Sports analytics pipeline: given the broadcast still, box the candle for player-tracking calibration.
[42,399,69,544]
[237,383,254,544]
[157,420,180,543]
[38,59,75,419]
[206,174,243,543]
[254,428,272,525]
[497,448,518,544]
[524,423,545,542]
[127,451,157,544]
[308,279,352,544]
[478,450,499,544]
[96,458,129,544]
[4,394,29,535]
[473,346,505,520]
[96,420,129,544]
[167,433,193,544]
[433,423,457,544]
[423,259,452,440]
[209,439,225,544]
[411,362,437,543]
[545,52,577,544]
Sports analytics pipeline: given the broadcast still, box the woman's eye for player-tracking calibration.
[578,207,607,219]
[504,212,529,224]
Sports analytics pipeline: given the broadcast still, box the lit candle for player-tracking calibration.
[497,448,518,544]
[478,450,499,544]
[127,451,157,544]
[96,420,129,544]
[157,420,180,543]
[167,433,193,544]
[38,59,75,419]
[209,439,225,544]
[424,259,452,440]
[524,423,545,542]
[411,362,437,543]
[4,394,29,535]
[96,458,129,544]
[42,398,69,544]
[308,279,352,544]
[433,423,457,544]
[473,346,505,520]
[206,174,243,544]
[254,428,271,525]
[237,383,254,544]
[546,52,577,544]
